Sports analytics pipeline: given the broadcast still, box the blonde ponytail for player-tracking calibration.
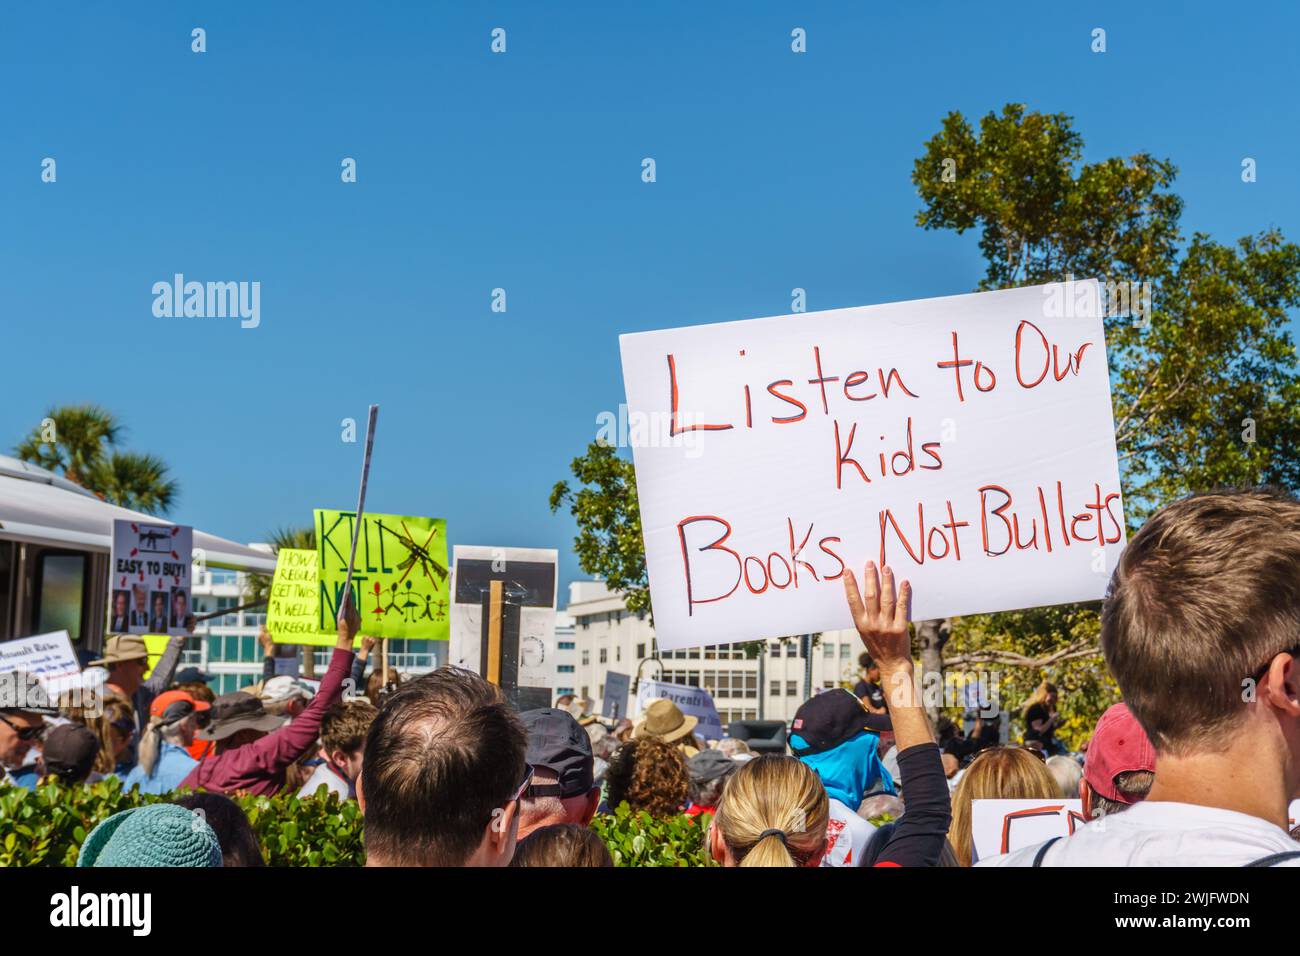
[136,715,166,777]
[714,755,828,868]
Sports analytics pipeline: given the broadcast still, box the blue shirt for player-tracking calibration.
[123,742,199,795]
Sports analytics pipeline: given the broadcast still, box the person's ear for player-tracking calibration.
[489,800,519,861]
[1263,653,1300,718]
[806,841,829,868]
[707,820,728,866]
[355,770,366,812]
[582,787,600,826]
[1078,776,1092,819]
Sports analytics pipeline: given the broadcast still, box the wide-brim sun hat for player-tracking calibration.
[632,698,698,743]
[77,804,223,867]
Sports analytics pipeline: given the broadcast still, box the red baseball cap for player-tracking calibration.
[1084,703,1156,804]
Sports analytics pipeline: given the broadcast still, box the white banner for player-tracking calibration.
[635,679,724,741]
[620,280,1126,648]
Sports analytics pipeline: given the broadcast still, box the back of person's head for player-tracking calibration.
[1045,755,1083,798]
[948,746,1058,866]
[321,699,378,759]
[712,754,829,867]
[1082,702,1156,817]
[687,749,738,810]
[604,737,689,817]
[518,708,597,837]
[1102,488,1300,756]
[716,736,751,757]
[360,667,526,866]
[41,724,100,785]
[173,792,265,866]
[366,668,402,707]
[175,681,215,704]
[510,823,612,867]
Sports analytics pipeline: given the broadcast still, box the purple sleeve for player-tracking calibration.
[247,646,353,772]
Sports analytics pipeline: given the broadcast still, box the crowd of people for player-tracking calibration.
[2,487,1300,867]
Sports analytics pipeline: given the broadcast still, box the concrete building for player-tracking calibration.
[564,581,863,726]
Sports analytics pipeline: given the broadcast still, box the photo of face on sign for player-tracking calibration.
[149,591,169,633]
[110,590,131,632]
[170,588,189,630]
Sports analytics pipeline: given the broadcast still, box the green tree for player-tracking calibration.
[550,441,648,617]
[912,104,1300,726]
[14,405,180,515]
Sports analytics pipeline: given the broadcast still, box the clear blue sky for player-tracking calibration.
[2,2,1296,599]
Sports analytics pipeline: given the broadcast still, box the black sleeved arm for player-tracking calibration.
[873,743,952,867]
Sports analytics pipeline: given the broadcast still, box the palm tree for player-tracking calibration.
[14,404,120,486]
[93,451,179,515]
[243,526,317,607]
[14,404,180,515]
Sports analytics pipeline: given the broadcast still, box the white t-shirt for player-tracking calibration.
[977,801,1300,867]
[298,762,352,801]
[821,798,878,867]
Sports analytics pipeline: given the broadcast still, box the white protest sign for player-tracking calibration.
[635,679,724,741]
[970,798,1090,864]
[449,546,558,710]
[0,631,81,694]
[110,519,193,636]
[620,280,1126,649]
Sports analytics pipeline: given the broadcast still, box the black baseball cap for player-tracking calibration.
[789,688,892,756]
[42,724,100,781]
[520,708,594,799]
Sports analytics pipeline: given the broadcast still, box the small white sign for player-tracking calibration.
[971,798,1090,864]
[110,519,193,636]
[0,631,82,694]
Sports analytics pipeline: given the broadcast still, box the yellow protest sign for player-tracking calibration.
[266,548,340,646]
[315,509,450,640]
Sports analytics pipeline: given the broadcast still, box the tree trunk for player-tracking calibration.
[915,618,951,722]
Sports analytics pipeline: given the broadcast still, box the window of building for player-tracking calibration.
[557,665,575,673]
[840,643,851,659]
[787,680,798,696]
[823,642,835,659]
[770,680,781,696]
[581,650,589,665]
[615,646,621,661]
[599,649,607,664]
[557,687,574,697]
[558,641,575,650]
[769,642,781,657]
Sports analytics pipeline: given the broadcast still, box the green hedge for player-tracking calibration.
[0,779,364,867]
[0,781,714,867]
[590,803,715,867]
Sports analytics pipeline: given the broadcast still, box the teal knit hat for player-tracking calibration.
[77,804,223,867]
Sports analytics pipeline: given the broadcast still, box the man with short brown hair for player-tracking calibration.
[358,667,529,866]
[983,488,1300,866]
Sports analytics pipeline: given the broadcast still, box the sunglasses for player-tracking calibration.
[0,714,44,741]
[508,763,535,805]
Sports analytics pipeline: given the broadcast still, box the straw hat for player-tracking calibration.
[633,698,698,743]
[89,635,149,667]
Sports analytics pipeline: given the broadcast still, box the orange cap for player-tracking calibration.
[150,689,211,718]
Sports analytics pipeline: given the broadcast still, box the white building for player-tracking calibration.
[565,581,863,727]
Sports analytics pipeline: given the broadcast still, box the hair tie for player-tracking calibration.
[757,828,788,846]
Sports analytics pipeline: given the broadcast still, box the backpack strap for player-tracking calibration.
[1243,850,1300,867]
[1031,836,1062,867]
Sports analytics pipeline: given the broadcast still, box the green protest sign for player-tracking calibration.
[266,548,340,646]
[314,509,450,640]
